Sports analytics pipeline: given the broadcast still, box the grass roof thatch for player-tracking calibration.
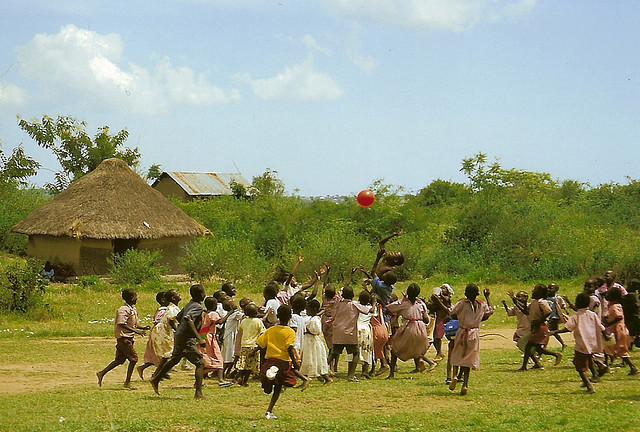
[11,158,210,240]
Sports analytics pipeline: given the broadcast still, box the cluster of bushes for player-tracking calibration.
[0,258,48,313]
[2,154,640,290]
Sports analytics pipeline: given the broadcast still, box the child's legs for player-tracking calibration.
[536,345,559,358]
[125,360,137,385]
[267,384,282,413]
[520,342,535,369]
[387,352,398,378]
[433,338,442,355]
[578,370,594,392]
[461,366,470,387]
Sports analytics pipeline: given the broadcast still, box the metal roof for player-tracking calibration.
[159,172,251,196]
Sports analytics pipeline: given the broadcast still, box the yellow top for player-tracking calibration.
[256,325,296,361]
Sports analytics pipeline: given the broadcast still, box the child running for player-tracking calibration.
[257,305,302,420]
[448,284,493,395]
[603,287,638,375]
[136,291,167,379]
[96,289,149,389]
[150,284,208,398]
[385,283,432,379]
[200,297,233,386]
[503,289,538,367]
[147,289,182,379]
[551,293,608,393]
[546,282,569,351]
[519,284,562,371]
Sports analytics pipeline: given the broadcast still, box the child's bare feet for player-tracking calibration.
[96,371,104,387]
[376,366,390,376]
[554,354,563,366]
[460,385,468,396]
[136,365,144,380]
[194,393,207,399]
[427,363,437,372]
[300,378,311,391]
[516,367,527,372]
[448,377,457,391]
[123,382,136,390]
[150,378,160,395]
[323,378,333,386]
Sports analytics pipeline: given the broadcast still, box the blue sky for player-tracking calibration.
[1,1,638,196]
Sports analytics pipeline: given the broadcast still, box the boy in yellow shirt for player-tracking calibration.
[256,305,300,420]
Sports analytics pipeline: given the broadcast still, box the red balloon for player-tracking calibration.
[357,189,375,207]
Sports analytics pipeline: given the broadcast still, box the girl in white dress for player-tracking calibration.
[300,299,333,387]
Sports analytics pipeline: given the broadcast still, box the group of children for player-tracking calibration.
[502,271,640,393]
[96,235,640,418]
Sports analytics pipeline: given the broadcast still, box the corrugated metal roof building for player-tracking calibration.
[152,171,251,202]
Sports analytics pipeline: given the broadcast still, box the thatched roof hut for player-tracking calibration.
[11,158,209,275]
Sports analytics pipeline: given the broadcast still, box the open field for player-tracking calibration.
[1,333,639,432]
[1,280,639,431]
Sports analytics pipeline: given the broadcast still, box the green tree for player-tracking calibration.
[250,168,285,197]
[145,164,163,182]
[18,115,140,193]
[0,143,40,185]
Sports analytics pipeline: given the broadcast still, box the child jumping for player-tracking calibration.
[97,289,149,389]
[519,284,562,371]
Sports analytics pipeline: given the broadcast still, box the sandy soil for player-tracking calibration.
[0,328,573,395]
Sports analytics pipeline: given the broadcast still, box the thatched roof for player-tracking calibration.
[11,158,210,240]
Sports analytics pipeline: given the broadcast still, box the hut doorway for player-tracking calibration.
[113,239,140,254]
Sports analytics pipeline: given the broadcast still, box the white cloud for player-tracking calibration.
[300,35,332,55]
[324,0,538,32]
[16,25,238,114]
[0,82,27,109]
[346,23,377,73]
[236,57,344,102]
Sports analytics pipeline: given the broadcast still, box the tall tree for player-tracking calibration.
[18,115,140,193]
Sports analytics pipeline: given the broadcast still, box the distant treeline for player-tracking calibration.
[3,154,639,284]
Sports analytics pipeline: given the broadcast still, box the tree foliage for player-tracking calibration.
[18,115,140,193]
[0,143,40,185]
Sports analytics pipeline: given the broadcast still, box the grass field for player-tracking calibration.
[1,279,639,431]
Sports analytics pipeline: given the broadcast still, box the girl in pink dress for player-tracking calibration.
[385,283,430,379]
[448,284,493,395]
[604,287,638,375]
[199,297,233,386]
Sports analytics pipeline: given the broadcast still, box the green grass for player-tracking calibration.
[2,277,637,431]
[0,342,638,432]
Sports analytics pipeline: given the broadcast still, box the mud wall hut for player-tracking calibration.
[11,158,209,276]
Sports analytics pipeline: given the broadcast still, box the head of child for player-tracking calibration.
[156,291,168,306]
[407,283,420,304]
[381,271,398,287]
[583,278,597,295]
[122,289,137,305]
[307,299,321,316]
[204,296,218,312]
[603,270,616,286]
[277,304,292,325]
[532,284,547,300]
[239,297,252,312]
[263,281,279,300]
[342,285,355,300]
[244,303,258,318]
[515,290,529,304]
[594,275,605,289]
[223,299,237,312]
[324,284,336,300]
[221,282,236,298]
[358,290,371,306]
[440,283,453,300]
[605,286,623,303]
[291,294,307,315]
[383,251,404,267]
[547,282,559,296]
[575,292,591,309]
[213,290,228,304]
[464,284,479,301]
[190,284,206,302]
[165,289,181,305]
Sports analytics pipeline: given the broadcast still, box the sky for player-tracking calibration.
[0,1,638,196]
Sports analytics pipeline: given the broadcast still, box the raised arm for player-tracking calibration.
[285,253,304,287]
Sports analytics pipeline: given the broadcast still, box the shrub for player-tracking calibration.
[0,258,48,312]
[108,249,167,285]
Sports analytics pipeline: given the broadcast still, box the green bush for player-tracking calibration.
[0,258,48,312]
[108,249,167,285]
